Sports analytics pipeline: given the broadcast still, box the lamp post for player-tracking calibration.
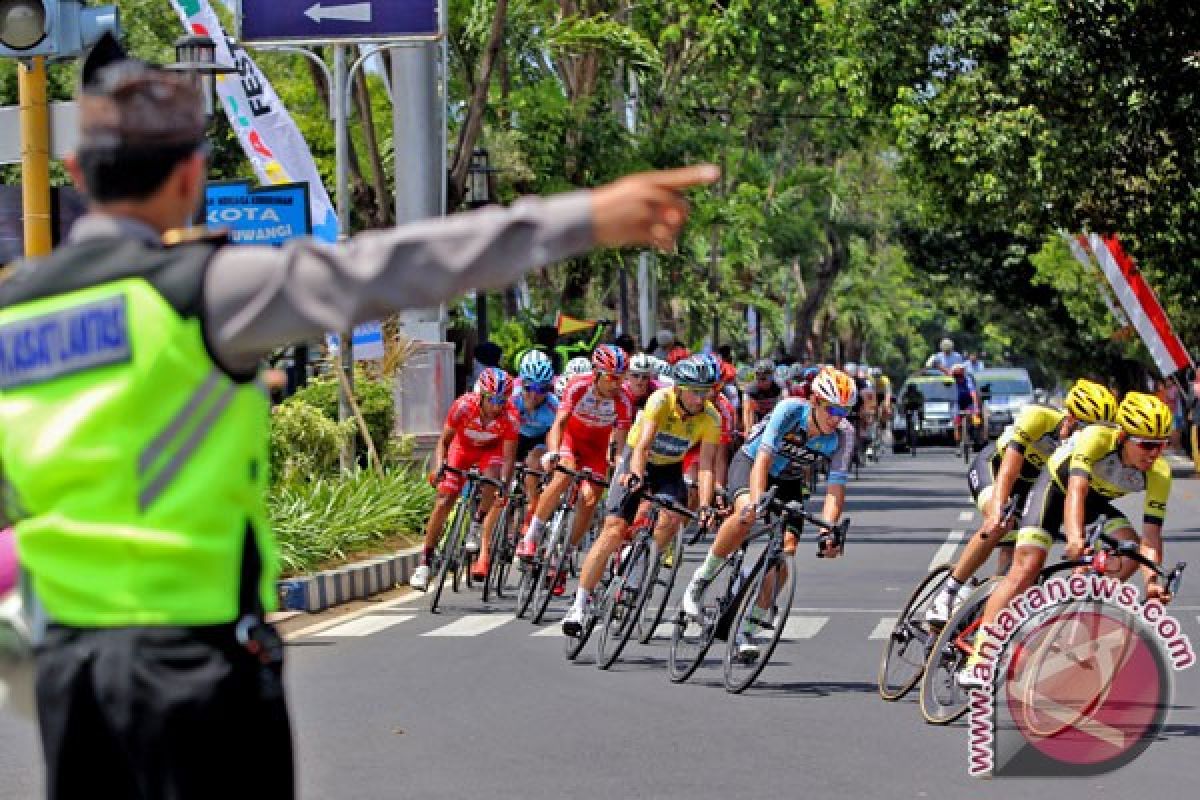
[465,148,495,343]
[166,35,235,121]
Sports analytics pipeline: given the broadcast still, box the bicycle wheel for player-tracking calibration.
[531,510,569,624]
[919,577,1001,724]
[513,519,542,620]
[723,553,797,693]
[668,556,739,683]
[960,418,970,464]
[878,564,951,701]
[564,579,604,662]
[637,527,685,644]
[491,502,520,600]
[481,500,514,603]
[430,499,469,613]
[596,536,655,670]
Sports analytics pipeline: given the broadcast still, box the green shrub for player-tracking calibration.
[269,400,353,483]
[491,317,535,372]
[290,370,395,459]
[269,466,435,575]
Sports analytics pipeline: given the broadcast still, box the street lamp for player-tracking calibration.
[465,148,495,342]
[165,35,235,120]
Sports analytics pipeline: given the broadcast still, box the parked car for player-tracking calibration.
[892,373,960,450]
[975,367,1036,439]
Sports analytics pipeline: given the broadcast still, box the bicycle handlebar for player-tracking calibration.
[753,484,850,556]
[552,462,611,488]
[438,464,506,490]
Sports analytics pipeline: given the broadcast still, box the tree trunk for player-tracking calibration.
[791,221,847,361]
[449,0,510,210]
[354,48,393,227]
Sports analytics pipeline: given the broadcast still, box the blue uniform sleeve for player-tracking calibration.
[827,419,856,485]
[758,399,806,455]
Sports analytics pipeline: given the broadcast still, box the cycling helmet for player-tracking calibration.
[591,344,628,375]
[673,355,718,389]
[774,365,790,384]
[802,366,819,381]
[868,366,883,378]
[753,358,775,377]
[475,367,513,397]
[652,356,674,379]
[1116,391,1173,438]
[629,352,656,376]
[517,351,555,384]
[1064,379,1117,424]
[843,362,857,376]
[554,374,570,397]
[700,353,723,376]
[810,366,857,407]
[565,356,593,377]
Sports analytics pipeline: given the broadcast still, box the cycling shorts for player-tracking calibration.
[605,448,687,528]
[965,442,1024,546]
[557,427,610,477]
[439,442,505,495]
[517,433,547,462]
[727,449,809,508]
[1014,470,1131,551]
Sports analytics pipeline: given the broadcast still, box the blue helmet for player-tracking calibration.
[518,350,555,384]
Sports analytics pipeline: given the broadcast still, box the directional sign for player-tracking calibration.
[205,181,312,246]
[238,0,440,44]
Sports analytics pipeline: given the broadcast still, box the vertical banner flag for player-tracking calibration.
[169,0,339,242]
[1067,233,1193,376]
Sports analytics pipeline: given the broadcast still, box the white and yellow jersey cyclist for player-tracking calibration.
[925,379,1118,624]
[958,391,1177,689]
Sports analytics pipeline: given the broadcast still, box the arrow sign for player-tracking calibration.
[305,2,372,24]
[240,0,440,44]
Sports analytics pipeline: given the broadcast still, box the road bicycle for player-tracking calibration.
[428,465,504,614]
[668,485,849,692]
[481,462,547,604]
[595,492,699,670]
[877,498,1017,701]
[515,464,608,624]
[919,520,1186,724]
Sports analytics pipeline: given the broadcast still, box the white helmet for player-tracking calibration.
[629,352,656,376]
[553,374,570,397]
[651,356,673,379]
[565,356,592,377]
[843,362,858,376]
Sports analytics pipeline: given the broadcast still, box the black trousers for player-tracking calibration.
[34,623,293,800]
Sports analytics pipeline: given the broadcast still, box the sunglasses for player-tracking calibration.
[679,385,712,396]
[820,403,850,418]
[526,382,552,394]
[1130,437,1169,451]
[480,392,507,404]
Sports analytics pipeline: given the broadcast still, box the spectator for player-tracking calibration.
[925,337,965,374]
[652,329,675,360]
[966,352,985,374]
[614,332,637,355]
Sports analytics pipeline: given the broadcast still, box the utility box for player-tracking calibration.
[395,341,454,436]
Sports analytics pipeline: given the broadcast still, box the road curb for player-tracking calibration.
[275,546,422,613]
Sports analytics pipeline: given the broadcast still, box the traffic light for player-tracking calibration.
[0,1,118,61]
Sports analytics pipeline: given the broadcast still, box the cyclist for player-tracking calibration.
[626,352,665,411]
[412,368,520,590]
[925,379,1118,623]
[683,354,737,503]
[743,358,784,432]
[565,356,593,379]
[679,367,855,658]
[509,351,560,545]
[958,392,1176,688]
[950,363,982,448]
[516,345,633,570]
[926,337,965,374]
[563,356,722,636]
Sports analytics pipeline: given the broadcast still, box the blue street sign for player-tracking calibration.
[205,181,312,246]
[238,0,440,44]
[326,322,385,362]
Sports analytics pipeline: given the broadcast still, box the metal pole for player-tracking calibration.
[333,44,356,470]
[19,57,52,258]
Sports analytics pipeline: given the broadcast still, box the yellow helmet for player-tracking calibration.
[1115,391,1173,438]
[1064,379,1117,424]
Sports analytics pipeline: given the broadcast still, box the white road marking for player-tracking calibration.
[869,617,898,640]
[781,616,829,640]
[286,590,429,640]
[422,614,513,637]
[928,530,966,571]
[319,614,414,637]
[958,510,974,522]
[531,625,563,637]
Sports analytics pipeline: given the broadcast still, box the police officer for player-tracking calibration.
[0,35,717,799]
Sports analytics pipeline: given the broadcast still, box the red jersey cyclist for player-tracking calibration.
[411,368,520,590]
[516,345,634,568]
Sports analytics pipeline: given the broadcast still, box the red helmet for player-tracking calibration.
[591,344,628,375]
[475,367,513,397]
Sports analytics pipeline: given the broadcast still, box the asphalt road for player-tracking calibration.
[3,448,1199,798]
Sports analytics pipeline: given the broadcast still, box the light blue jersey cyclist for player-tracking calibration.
[742,397,855,484]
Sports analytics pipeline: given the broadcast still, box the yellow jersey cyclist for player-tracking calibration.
[958,391,1177,689]
[562,356,722,636]
[679,366,856,659]
[926,379,1118,623]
